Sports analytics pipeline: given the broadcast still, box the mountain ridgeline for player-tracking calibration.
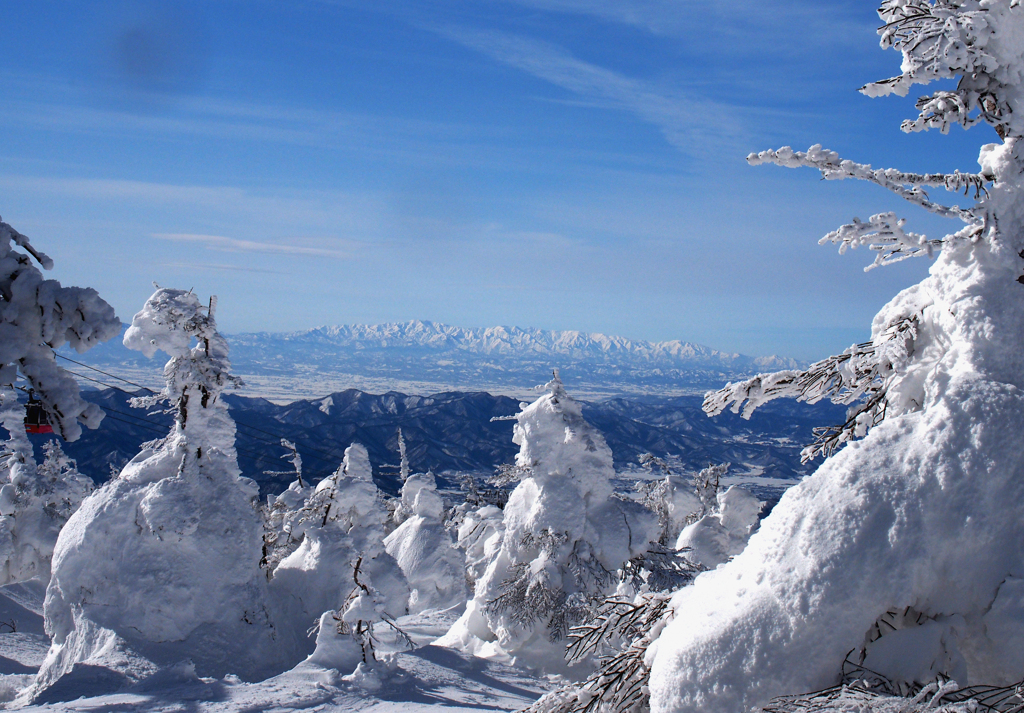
[70,320,802,396]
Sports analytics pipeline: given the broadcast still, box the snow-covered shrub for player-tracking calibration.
[675,485,762,570]
[269,443,410,670]
[384,471,466,614]
[439,372,657,672]
[648,4,1024,712]
[635,458,727,545]
[450,498,505,593]
[35,289,281,698]
[0,218,118,587]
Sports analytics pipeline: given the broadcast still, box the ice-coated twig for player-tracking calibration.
[522,593,676,713]
[748,145,986,223]
[862,0,1017,139]
[822,212,985,271]
[704,316,919,462]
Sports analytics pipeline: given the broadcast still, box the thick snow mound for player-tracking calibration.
[37,441,280,691]
[675,485,761,570]
[385,473,466,614]
[33,289,281,700]
[649,375,1024,711]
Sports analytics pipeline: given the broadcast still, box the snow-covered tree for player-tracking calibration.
[648,4,1024,712]
[438,372,657,672]
[0,218,117,588]
[449,494,505,594]
[635,458,727,546]
[0,218,120,442]
[384,471,466,614]
[0,413,96,586]
[674,484,761,570]
[269,443,410,671]
[35,289,282,700]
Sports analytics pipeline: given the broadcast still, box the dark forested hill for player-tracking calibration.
[34,387,846,499]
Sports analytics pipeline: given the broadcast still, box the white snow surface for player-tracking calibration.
[384,473,467,614]
[648,139,1024,712]
[1,580,546,712]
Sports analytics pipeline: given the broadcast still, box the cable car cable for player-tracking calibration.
[55,368,339,469]
[54,356,356,467]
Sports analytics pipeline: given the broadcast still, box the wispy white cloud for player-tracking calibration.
[437,27,746,157]
[160,261,288,275]
[497,0,873,47]
[153,233,349,258]
[0,174,387,241]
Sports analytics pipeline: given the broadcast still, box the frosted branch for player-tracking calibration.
[860,0,1020,138]
[822,212,984,271]
[0,218,53,270]
[704,317,919,462]
[748,146,986,223]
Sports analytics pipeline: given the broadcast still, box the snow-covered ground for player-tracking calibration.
[0,583,548,712]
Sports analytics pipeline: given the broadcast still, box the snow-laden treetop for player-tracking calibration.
[123,288,240,454]
[863,0,1024,139]
[0,218,119,440]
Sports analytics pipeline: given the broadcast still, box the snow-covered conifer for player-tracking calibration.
[649,5,1024,711]
[0,217,117,590]
[0,218,120,442]
[0,219,116,589]
[35,289,281,699]
[635,458,726,546]
[439,372,657,672]
[270,443,410,670]
[384,471,466,614]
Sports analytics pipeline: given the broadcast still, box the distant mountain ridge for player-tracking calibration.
[67,320,801,398]
[232,320,798,369]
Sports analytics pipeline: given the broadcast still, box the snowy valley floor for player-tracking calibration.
[0,584,549,712]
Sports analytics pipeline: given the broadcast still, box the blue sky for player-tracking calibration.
[0,1,991,360]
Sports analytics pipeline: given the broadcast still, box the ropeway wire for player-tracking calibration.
[53,352,358,467]
[53,356,354,469]
[53,353,156,394]
[13,366,273,470]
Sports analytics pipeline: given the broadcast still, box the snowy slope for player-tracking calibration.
[0,581,545,712]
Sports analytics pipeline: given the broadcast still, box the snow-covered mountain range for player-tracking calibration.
[68,320,801,398]
[233,320,797,369]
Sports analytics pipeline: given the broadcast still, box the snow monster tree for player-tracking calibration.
[0,217,119,586]
[35,289,280,701]
[648,3,1024,712]
[440,372,656,673]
